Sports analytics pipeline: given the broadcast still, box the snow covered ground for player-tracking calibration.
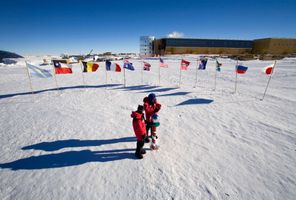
[0,56,295,199]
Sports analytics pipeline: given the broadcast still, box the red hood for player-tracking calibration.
[131,111,142,119]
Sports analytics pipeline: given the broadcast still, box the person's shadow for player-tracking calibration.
[0,137,141,171]
[22,137,136,151]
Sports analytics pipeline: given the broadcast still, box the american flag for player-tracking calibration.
[159,58,168,68]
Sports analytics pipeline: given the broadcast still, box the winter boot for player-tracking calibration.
[140,149,146,154]
[135,140,144,159]
[150,132,159,150]
[135,152,143,159]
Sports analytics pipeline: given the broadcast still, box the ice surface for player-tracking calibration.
[0,56,295,200]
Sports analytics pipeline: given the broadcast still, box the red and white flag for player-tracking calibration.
[159,58,168,68]
[52,60,72,74]
[263,63,274,75]
[143,61,151,71]
[180,59,190,70]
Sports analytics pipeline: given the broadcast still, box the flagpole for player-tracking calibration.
[25,61,34,95]
[194,59,199,88]
[123,67,126,88]
[234,58,238,93]
[80,62,86,88]
[141,60,144,84]
[214,59,218,91]
[158,63,161,86]
[52,64,61,94]
[179,67,182,87]
[261,60,277,101]
[105,62,108,85]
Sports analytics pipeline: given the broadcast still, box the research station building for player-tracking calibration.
[140,36,296,56]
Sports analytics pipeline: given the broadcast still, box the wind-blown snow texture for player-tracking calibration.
[0,56,296,200]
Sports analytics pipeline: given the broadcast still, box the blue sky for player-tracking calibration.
[1,0,296,55]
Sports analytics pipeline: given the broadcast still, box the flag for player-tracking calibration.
[236,65,248,74]
[198,58,208,70]
[27,63,52,78]
[105,60,121,72]
[159,57,168,68]
[263,64,274,75]
[143,61,151,71]
[82,61,99,72]
[181,59,190,70]
[123,59,135,70]
[52,60,72,74]
[216,60,222,72]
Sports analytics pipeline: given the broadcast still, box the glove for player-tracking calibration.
[143,97,149,103]
[154,104,161,112]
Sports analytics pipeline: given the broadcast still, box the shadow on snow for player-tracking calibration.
[0,149,137,170]
[176,98,214,106]
[110,85,178,94]
[0,84,122,100]
[112,85,159,91]
[139,87,178,93]
[0,137,139,170]
[22,137,136,151]
[158,92,191,97]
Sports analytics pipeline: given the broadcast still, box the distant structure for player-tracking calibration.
[153,38,253,55]
[0,50,23,63]
[252,38,296,55]
[140,37,296,57]
[140,36,155,57]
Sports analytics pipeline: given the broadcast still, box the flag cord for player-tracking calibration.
[179,65,182,87]
[234,59,238,93]
[52,64,61,94]
[141,60,143,84]
[123,68,126,87]
[194,59,199,88]
[214,59,218,91]
[80,63,86,88]
[25,61,34,95]
[261,60,277,101]
[105,65,108,85]
[159,64,161,86]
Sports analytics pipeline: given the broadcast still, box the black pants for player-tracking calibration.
[136,140,144,155]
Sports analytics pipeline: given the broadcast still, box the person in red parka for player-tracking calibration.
[131,105,146,159]
[143,93,161,149]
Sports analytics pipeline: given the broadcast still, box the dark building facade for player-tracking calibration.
[153,37,296,56]
[154,38,253,55]
[252,38,296,55]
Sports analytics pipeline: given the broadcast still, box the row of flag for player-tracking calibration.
[26,58,275,78]
[51,59,135,74]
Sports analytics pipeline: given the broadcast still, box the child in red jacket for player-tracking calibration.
[143,93,161,150]
[131,105,146,159]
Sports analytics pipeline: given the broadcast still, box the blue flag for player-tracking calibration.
[236,65,248,74]
[123,59,135,70]
[198,58,208,70]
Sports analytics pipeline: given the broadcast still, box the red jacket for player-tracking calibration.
[131,111,146,140]
[143,98,161,123]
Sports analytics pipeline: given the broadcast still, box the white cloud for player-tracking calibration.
[167,31,184,38]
